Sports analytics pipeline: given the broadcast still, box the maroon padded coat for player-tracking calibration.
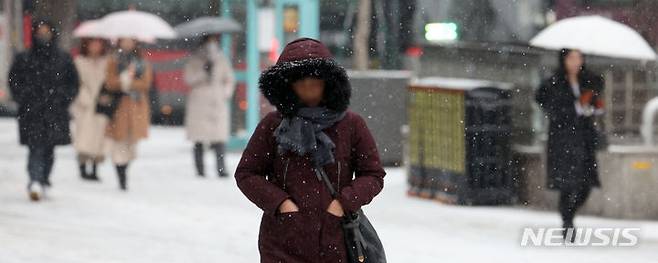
[235,110,385,262]
[236,37,385,263]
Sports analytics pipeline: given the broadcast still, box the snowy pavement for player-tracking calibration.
[1,118,657,263]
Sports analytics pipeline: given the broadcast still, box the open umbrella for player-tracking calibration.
[530,15,656,61]
[73,19,104,38]
[174,17,241,38]
[99,10,176,40]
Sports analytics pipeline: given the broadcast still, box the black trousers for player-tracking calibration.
[558,185,592,226]
[193,142,226,176]
[27,145,55,184]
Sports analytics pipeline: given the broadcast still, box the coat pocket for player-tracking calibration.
[320,211,348,261]
[272,212,311,256]
[325,210,344,221]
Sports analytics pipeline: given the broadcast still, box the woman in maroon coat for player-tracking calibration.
[235,38,386,262]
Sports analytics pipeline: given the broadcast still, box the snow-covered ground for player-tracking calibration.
[1,119,656,263]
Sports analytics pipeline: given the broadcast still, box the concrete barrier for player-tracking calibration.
[514,144,658,220]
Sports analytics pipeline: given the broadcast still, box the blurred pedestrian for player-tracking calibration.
[8,20,79,201]
[105,38,153,191]
[70,38,110,181]
[184,35,235,178]
[535,48,603,240]
[235,38,386,262]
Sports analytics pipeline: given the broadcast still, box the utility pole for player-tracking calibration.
[353,0,371,70]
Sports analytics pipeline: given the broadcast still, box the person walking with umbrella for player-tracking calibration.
[105,38,153,191]
[184,35,235,178]
[96,9,174,190]
[235,38,386,262]
[535,48,604,240]
[70,37,110,181]
[8,20,79,201]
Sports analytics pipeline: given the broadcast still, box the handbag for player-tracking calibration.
[95,83,124,118]
[315,167,386,263]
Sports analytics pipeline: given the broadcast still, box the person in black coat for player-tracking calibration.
[8,20,79,201]
[535,48,603,240]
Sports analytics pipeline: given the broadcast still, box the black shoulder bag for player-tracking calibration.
[95,83,125,118]
[315,167,386,263]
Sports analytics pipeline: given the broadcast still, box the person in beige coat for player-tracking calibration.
[105,38,153,190]
[184,35,235,178]
[70,38,109,181]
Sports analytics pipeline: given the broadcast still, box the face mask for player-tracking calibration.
[34,34,53,45]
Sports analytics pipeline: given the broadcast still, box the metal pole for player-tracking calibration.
[221,0,232,59]
[219,0,239,148]
[275,0,284,53]
[246,0,259,134]
[299,0,319,39]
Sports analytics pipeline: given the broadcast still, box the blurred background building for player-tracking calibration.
[0,0,656,139]
[0,0,657,218]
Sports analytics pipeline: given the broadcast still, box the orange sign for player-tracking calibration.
[283,7,299,33]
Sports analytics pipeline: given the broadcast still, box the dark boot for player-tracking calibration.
[43,177,52,188]
[43,147,54,188]
[79,162,89,179]
[81,161,100,181]
[116,164,128,191]
[562,221,575,242]
[212,143,227,178]
[90,162,100,181]
[194,143,205,177]
[559,191,574,241]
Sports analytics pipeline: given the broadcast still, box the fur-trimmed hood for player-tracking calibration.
[259,38,351,117]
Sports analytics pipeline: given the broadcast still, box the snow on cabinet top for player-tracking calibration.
[347,70,413,79]
[411,77,513,91]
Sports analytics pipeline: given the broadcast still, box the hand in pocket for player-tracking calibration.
[278,199,300,214]
[326,199,344,217]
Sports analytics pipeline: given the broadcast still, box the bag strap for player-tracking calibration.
[316,165,363,220]
[317,166,368,262]
[315,166,338,199]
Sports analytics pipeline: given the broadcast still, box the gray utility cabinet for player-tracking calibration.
[347,70,412,166]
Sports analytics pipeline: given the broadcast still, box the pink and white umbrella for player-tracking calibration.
[73,19,104,38]
[98,10,176,41]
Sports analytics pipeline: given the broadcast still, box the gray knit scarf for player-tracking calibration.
[274,107,346,166]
